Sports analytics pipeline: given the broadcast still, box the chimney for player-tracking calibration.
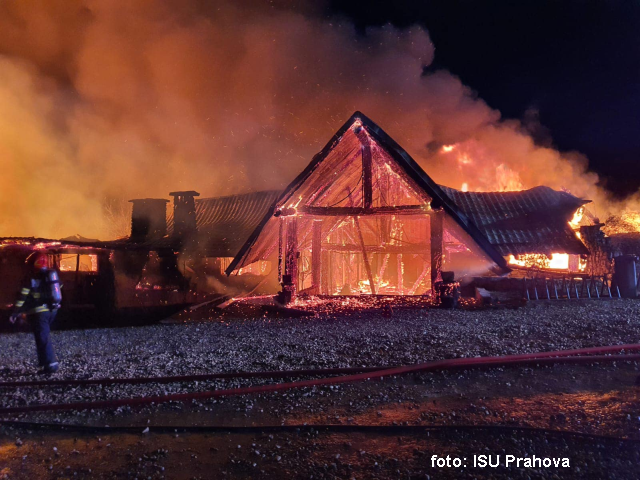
[170,190,200,241]
[128,198,170,242]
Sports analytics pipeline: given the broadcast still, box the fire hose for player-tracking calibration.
[1,342,639,389]
[0,344,639,415]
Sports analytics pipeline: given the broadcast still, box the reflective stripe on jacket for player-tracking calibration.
[13,279,51,315]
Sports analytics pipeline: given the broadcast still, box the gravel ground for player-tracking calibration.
[0,300,639,414]
[1,299,640,479]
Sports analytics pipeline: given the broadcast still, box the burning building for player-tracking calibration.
[1,111,617,320]
[226,112,591,300]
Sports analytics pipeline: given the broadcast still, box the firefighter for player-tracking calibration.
[9,252,62,374]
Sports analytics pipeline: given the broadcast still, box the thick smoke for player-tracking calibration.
[0,1,627,239]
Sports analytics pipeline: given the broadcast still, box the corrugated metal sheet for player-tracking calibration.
[191,190,281,257]
[439,185,589,255]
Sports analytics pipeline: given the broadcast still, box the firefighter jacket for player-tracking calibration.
[13,269,61,315]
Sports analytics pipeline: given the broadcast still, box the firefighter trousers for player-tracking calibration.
[29,310,58,366]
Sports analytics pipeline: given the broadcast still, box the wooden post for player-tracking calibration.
[346,253,353,293]
[278,218,284,284]
[396,253,404,295]
[430,210,444,293]
[408,263,430,295]
[312,221,322,291]
[362,143,373,209]
[354,216,376,294]
[321,250,329,295]
[376,254,390,291]
[285,217,298,295]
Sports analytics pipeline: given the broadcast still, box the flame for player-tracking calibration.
[569,207,584,229]
[508,253,570,270]
[548,254,570,270]
[443,141,524,192]
[495,164,524,191]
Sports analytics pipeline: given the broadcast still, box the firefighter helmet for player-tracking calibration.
[26,252,49,270]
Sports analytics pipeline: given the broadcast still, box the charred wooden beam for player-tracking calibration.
[277,218,284,284]
[298,205,429,216]
[284,217,298,294]
[322,243,428,254]
[397,253,404,295]
[362,143,373,209]
[353,123,373,209]
[430,210,444,291]
[408,263,430,295]
[321,249,329,295]
[312,221,322,290]
[354,216,376,294]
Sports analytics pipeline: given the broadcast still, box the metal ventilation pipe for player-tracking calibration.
[169,190,200,241]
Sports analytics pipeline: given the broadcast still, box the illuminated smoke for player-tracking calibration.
[0,1,631,238]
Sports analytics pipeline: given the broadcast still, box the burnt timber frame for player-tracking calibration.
[227,111,511,281]
[297,205,429,216]
[311,220,322,291]
[284,217,298,293]
[430,209,444,286]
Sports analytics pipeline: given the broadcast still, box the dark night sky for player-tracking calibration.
[327,1,640,198]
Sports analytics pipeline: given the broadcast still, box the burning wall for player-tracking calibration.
[0,1,635,242]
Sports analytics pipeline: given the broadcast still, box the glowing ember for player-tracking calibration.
[602,211,640,235]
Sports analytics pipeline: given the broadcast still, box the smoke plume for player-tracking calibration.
[0,0,628,239]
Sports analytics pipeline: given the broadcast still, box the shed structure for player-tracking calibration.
[227,112,510,296]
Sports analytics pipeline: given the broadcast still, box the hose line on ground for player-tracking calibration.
[0,346,639,415]
[2,343,639,389]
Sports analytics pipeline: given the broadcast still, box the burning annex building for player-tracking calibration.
[0,190,279,327]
